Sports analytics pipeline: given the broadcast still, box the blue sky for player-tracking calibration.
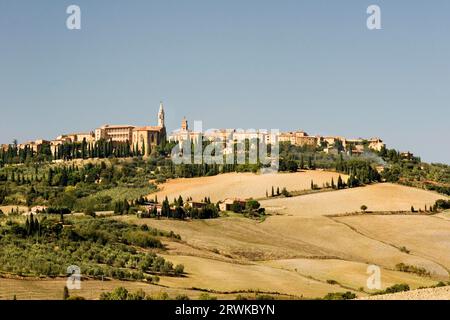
[0,0,449,163]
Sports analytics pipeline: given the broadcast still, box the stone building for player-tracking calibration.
[130,102,166,156]
[279,131,318,147]
[95,125,134,142]
[91,102,166,156]
[168,117,202,144]
[368,138,385,152]
[47,103,167,157]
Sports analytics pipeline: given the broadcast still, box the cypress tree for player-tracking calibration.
[63,286,69,300]
[123,200,130,214]
[337,175,343,189]
[29,213,35,235]
[25,217,30,235]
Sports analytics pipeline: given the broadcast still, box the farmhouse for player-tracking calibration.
[219,198,247,211]
[186,201,208,210]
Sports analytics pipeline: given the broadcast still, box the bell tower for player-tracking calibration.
[158,101,165,127]
[181,116,188,131]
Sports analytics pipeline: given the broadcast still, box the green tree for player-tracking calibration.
[300,155,305,169]
[246,200,261,211]
[174,264,184,275]
[281,187,290,197]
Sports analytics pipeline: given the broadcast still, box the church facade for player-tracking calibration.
[93,102,166,156]
[132,103,166,156]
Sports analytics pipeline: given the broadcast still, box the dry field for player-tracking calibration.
[0,277,235,300]
[262,259,437,292]
[360,286,450,300]
[120,214,448,278]
[260,183,443,217]
[150,170,346,202]
[259,216,448,278]
[335,215,450,271]
[4,171,449,299]
[157,255,341,298]
[112,175,449,299]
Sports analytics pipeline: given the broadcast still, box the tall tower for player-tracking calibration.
[158,101,165,127]
[181,116,188,131]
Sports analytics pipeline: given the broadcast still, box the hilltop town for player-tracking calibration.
[0,102,415,162]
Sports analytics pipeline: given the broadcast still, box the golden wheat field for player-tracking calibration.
[260,183,443,217]
[0,277,234,300]
[149,170,346,202]
[157,255,342,298]
[360,286,450,300]
[262,258,437,292]
[5,171,450,299]
[335,215,450,270]
[112,172,450,299]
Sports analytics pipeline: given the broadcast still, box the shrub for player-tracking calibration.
[245,200,260,211]
[435,199,450,210]
[198,293,217,300]
[84,207,96,217]
[66,296,86,300]
[384,283,410,294]
[100,287,129,300]
[174,264,184,275]
[123,230,162,249]
[46,207,71,215]
[157,292,170,300]
[395,263,430,277]
[281,188,291,197]
[323,291,356,300]
[230,201,244,213]
[255,294,275,300]
[399,246,410,254]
